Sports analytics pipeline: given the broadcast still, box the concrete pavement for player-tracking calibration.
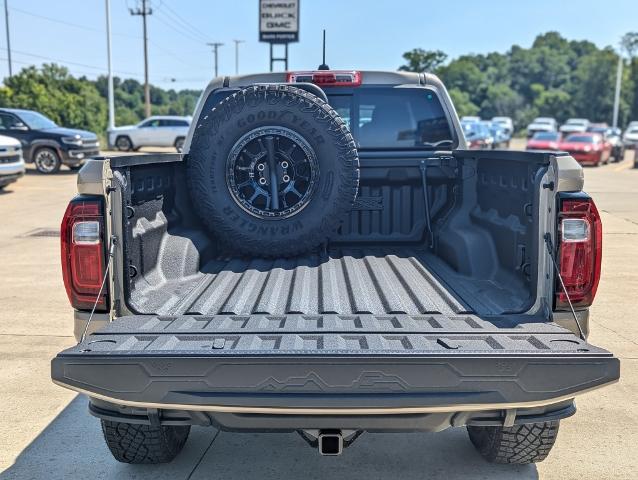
[0,151,637,479]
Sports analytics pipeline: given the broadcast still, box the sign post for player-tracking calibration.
[259,0,299,71]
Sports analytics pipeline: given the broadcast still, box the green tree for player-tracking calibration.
[448,88,479,117]
[572,48,632,124]
[399,49,447,72]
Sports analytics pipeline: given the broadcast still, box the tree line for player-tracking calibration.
[400,31,638,131]
[0,64,200,136]
[0,31,636,137]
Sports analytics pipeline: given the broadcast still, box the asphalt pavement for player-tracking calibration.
[0,144,637,479]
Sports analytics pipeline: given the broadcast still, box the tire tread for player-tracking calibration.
[100,420,190,464]
[187,84,359,257]
[467,421,560,464]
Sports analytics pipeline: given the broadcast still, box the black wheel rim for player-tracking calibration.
[226,126,318,219]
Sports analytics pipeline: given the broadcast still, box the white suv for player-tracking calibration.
[0,134,25,190]
[108,116,191,152]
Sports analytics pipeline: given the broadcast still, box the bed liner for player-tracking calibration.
[128,247,527,317]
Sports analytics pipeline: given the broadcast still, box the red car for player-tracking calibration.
[526,131,562,150]
[558,133,612,166]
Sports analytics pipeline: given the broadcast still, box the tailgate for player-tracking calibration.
[51,314,619,413]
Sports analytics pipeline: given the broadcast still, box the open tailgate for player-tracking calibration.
[51,314,619,413]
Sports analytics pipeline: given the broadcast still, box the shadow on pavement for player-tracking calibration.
[1,395,538,480]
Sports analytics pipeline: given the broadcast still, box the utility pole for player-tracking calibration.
[129,0,152,118]
[233,39,244,75]
[612,52,624,129]
[207,42,223,78]
[105,0,115,130]
[3,0,12,77]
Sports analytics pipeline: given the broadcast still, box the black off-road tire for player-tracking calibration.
[467,421,560,464]
[188,84,359,258]
[100,420,190,464]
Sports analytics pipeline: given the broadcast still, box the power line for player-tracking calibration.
[148,40,209,70]
[130,0,152,117]
[153,9,208,45]
[9,6,141,40]
[156,2,210,43]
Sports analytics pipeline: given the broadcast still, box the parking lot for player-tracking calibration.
[0,145,637,479]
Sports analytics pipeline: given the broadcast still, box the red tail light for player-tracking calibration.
[556,197,602,310]
[286,70,362,87]
[61,198,108,311]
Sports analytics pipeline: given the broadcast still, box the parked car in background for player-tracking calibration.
[623,125,638,149]
[526,131,562,151]
[526,117,557,137]
[559,132,611,166]
[462,121,492,149]
[587,124,624,162]
[491,116,514,136]
[108,116,191,152]
[0,134,25,190]
[484,120,511,148]
[0,108,99,174]
[460,115,481,123]
[559,118,590,135]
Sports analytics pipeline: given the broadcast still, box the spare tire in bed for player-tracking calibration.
[187,84,359,257]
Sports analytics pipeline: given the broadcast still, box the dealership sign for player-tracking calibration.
[259,0,299,43]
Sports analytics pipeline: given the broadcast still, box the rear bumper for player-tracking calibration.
[51,314,619,415]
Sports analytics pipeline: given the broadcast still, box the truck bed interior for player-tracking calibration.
[113,150,549,319]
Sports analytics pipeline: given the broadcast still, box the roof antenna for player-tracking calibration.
[318,29,329,70]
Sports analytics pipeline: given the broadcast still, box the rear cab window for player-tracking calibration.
[326,86,454,150]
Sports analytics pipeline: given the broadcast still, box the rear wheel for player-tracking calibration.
[115,135,133,152]
[33,147,61,174]
[174,137,185,152]
[100,420,190,464]
[467,421,560,464]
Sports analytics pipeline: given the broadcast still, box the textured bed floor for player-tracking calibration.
[128,248,475,316]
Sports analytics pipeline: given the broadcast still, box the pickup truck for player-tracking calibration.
[51,70,619,466]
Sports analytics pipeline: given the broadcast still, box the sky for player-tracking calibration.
[1,0,637,91]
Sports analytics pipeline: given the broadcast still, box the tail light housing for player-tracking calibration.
[555,196,602,310]
[61,197,108,311]
[286,70,362,87]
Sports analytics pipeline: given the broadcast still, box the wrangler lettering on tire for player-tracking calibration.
[187,85,359,257]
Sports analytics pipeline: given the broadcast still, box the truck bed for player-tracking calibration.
[129,247,526,317]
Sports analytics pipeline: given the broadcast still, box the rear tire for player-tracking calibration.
[174,136,185,152]
[100,420,190,464]
[33,147,61,174]
[467,421,560,464]
[115,135,133,152]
